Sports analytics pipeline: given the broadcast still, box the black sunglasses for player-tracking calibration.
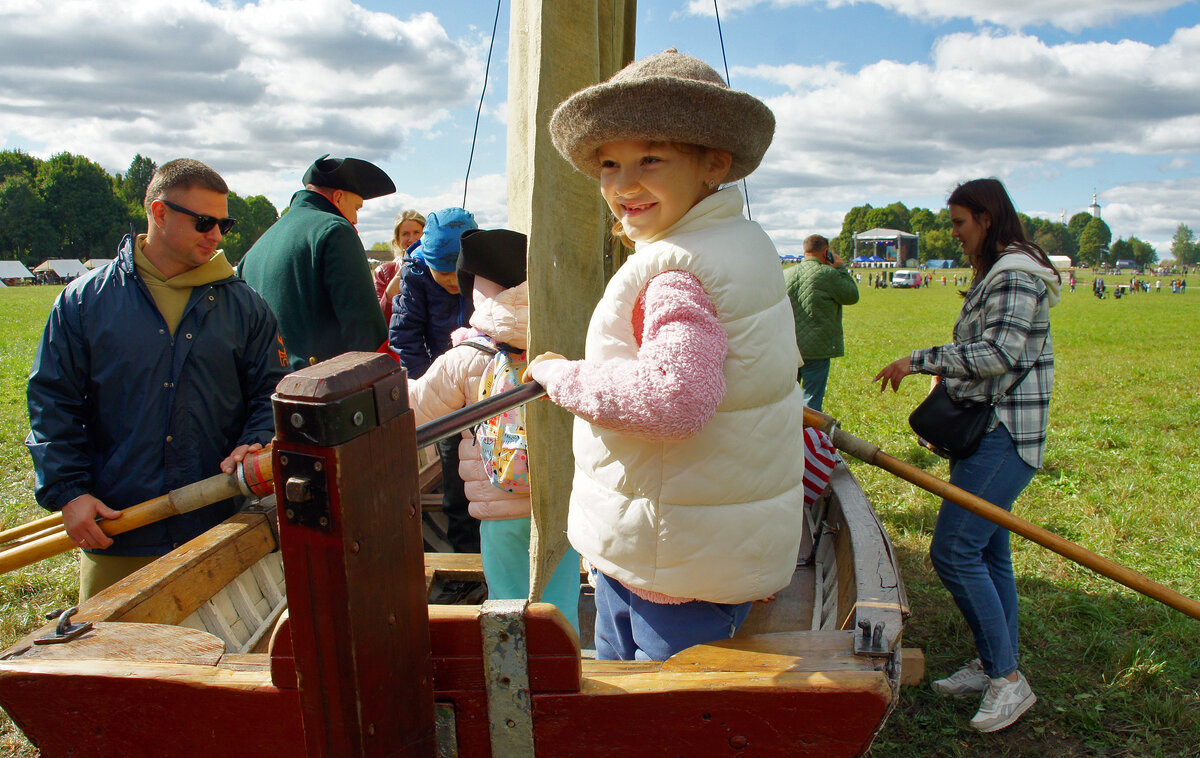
[162,199,237,235]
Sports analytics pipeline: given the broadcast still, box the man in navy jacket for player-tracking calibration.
[26,159,288,600]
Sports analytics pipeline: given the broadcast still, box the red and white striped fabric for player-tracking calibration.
[803,427,839,507]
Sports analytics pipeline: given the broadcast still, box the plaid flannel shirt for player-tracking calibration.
[909,266,1053,468]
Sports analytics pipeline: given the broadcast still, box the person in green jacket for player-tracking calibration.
[783,234,860,412]
[237,155,394,371]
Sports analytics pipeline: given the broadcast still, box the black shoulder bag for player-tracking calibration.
[908,359,1039,460]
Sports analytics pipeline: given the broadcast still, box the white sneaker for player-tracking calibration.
[970,672,1036,732]
[931,658,989,696]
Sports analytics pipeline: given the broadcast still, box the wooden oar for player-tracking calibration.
[0,512,64,546]
[804,408,1200,622]
[0,445,274,575]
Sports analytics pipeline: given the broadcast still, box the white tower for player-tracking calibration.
[1088,192,1101,219]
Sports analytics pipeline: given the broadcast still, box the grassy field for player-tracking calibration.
[0,274,1197,756]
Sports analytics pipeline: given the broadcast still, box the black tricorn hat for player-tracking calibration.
[456,228,527,297]
[302,154,396,200]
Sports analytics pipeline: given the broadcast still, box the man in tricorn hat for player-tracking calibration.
[238,155,395,370]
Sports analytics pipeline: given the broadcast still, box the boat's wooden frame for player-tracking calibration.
[0,354,912,758]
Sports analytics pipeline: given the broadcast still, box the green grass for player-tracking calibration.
[0,276,1197,756]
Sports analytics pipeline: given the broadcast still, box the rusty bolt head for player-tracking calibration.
[313,460,323,472]
[729,736,749,750]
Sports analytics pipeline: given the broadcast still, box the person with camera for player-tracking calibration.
[783,234,859,412]
[873,178,1060,733]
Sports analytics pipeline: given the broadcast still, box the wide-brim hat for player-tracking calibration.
[302,154,396,200]
[457,229,527,297]
[549,48,775,183]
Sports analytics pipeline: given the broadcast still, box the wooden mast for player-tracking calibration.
[506,0,636,600]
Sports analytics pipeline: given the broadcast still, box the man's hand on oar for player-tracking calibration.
[221,442,264,475]
[62,494,121,551]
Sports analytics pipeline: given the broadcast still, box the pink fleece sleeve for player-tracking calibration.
[541,270,727,440]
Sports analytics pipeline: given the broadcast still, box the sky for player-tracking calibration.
[2,0,1199,257]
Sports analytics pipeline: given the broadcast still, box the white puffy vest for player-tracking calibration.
[567,188,808,604]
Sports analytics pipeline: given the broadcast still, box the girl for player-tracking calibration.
[525,49,808,661]
[375,209,425,323]
[408,228,580,632]
[875,178,1060,732]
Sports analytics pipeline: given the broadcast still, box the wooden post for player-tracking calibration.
[507,0,636,602]
[273,352,434,757]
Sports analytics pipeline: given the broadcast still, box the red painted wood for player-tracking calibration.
[275,354,434,758]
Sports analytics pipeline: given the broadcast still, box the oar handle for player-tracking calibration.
[415,381,546,448]
[0,444,276,575]
[813,410,1200,622]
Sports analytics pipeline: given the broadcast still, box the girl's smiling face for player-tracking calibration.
[598,141,731,242]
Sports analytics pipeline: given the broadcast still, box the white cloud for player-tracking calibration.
[684,0,1191,32]
[0,0,482,205]
[733,28,1200,249]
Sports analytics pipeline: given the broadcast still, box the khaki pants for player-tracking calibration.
[78,552,158,603]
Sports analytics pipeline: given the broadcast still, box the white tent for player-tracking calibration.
[0,261,35,280]
[852,228,918,265]
[33,259,89,279]
[84,258,115,270]
[1048,256,1073,270]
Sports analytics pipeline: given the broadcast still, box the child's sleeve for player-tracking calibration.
[533,270,727,440]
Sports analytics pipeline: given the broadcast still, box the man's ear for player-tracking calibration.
[148,199,168,229]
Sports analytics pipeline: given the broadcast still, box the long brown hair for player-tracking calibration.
[948,178,1060,287]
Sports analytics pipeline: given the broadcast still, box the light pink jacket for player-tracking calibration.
[408,283,530,521]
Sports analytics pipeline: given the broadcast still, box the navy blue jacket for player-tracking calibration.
[388,257,470,379]
[26,235,288,555]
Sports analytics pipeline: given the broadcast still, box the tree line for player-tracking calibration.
[0,150,278,265]
[829,200,1199,268]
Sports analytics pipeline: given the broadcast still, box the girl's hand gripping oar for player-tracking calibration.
[803,407,1200,622]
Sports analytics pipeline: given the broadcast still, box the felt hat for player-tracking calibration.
[549,48,775,183]
[415,207,477,273]
[302,154,396,200]
[456,229,527,297]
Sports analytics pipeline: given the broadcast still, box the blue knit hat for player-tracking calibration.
[415,207,477,272]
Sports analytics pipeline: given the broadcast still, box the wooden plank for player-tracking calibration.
[67,513,275,628]
[6,622,224,665]
[508,0,635,604]
[900,647,926,686]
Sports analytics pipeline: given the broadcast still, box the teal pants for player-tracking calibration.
[481,517,581,634]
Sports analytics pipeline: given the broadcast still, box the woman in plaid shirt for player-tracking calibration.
[875,178,1061,733]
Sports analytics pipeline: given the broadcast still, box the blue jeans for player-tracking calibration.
[798,360,830,413]
[929,424,1035,679]
[593,571,753,661]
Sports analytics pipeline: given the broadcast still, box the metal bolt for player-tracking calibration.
[390,387,400,401]
[279,455,289,466]
[290,412,304,428]
[313,460,323,472]
[351,541,360,554]
[318,516,329,527]
[285,509,295,520]
[505,719,516,729]
[498,632,509,642]
[352,410,364,426]
[285,477,313,503]
[729,735,749,750]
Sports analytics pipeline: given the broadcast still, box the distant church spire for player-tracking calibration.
[1088,191,1101,219]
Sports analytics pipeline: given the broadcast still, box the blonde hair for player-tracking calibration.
[391,209,426,258]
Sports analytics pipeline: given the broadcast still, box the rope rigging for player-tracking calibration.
[712,0,753,220]
[462,0,504,209]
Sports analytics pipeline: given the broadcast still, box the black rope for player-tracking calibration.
[463,0,504,209]
[712,0,752,220]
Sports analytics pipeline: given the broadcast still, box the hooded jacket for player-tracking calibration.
[389,256,470,379]
[909,247,1060,468]
[408,283,529,520]
[26,234,287,555]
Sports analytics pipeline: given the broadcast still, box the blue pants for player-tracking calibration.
[593,571,752,661]
[481,518,580,634]
[798,360,831,413]
[929,424,1035,679]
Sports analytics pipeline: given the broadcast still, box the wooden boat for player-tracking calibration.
[0,353,912,757]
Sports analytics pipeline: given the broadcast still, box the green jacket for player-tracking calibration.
[237,190,386,371]
[784,259,859,361]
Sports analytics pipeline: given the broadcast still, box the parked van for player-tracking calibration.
[892,270,921,288]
